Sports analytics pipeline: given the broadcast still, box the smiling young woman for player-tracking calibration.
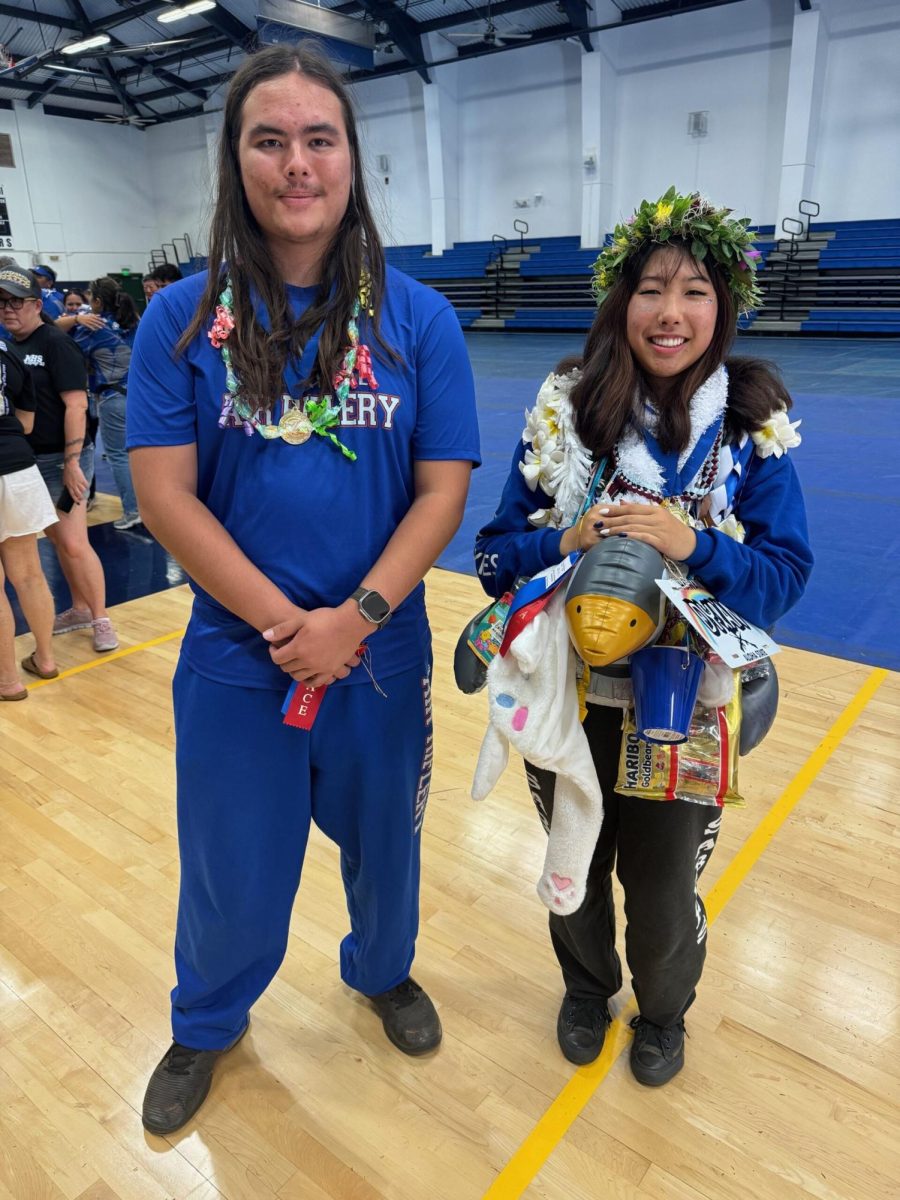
[474,190,813,1086]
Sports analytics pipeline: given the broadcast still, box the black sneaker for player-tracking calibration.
[367,977,442,1056]
[142,1022,248,1135]
[556,994,611,1065]
[629,1015,685,1086]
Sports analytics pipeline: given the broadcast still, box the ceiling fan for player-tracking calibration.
[444,1,532,49]
[93,111,157,126]
[444,18,532,48]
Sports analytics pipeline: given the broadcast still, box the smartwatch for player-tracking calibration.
[351,586,392,629]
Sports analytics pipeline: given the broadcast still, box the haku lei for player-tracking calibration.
[209,277,379,461]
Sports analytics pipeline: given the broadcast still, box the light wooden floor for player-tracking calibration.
[1,568,898,1200]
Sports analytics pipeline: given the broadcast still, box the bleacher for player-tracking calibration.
[752,218,900,334]
[162,219,900,337]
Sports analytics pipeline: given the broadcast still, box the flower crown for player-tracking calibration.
[592,188,763,315]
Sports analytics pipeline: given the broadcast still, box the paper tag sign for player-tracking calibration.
[656,577,780,667]
[282,681,326,729]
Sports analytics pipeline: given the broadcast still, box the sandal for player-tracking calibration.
[0,682,28,701]
[21,653,59,680]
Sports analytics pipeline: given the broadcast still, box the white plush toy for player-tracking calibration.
[471,584,603,916]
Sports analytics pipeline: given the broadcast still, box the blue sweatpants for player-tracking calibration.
[170,657,434,1050]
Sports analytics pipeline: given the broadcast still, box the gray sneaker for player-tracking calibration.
[53,606,92,635]
[91,617,119,653]
[113,513,142,531]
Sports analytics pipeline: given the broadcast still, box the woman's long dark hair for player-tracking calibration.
[178,43,390,410]
[90,276,140,332]
[561,239,791,458]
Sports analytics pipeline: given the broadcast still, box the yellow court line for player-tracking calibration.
[482,665,889,1200]
[24,628,185,691]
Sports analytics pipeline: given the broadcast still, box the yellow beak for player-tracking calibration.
[566,594,660,667]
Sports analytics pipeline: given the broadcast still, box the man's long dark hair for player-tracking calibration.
[560,240,791,458]
[179,43,389,409]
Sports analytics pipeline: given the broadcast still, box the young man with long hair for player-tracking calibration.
[127,45,479,1135]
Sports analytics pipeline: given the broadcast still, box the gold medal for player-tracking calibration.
[278,409,313,445]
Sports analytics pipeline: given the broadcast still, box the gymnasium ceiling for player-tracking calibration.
[0,0,764,128]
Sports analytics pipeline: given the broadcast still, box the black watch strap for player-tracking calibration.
[351,586,392,629]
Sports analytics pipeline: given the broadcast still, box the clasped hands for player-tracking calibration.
[263,601,370,688]
[560,500,698,561]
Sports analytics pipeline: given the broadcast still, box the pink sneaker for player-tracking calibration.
[91,617,119,653]
[53,606,93,635]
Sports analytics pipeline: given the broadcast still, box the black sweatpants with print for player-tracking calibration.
[525,702,722,1027]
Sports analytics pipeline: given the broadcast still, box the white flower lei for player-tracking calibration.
[520,371,592,527]
[519,365,796,530]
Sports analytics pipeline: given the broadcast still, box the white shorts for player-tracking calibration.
[0,464,59,542]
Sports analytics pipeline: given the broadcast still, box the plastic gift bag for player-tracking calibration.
[616,680,743,807]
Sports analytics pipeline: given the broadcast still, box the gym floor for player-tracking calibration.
[1,333,897,1199]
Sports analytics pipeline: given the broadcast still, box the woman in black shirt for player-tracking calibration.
[0,337,59,698]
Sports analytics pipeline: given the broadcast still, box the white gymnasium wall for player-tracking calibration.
[453,42,583,242]
[145,116,212,259]
[609,0,793,229]
[353,74,430,247]
[814,16,900,222]
[0,107,157,280]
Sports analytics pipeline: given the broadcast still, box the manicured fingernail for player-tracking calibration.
[598,507,609,515]
[618,533,628,538]
[593,521,604,529]
[600,528,610,537]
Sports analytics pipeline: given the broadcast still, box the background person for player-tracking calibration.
[143,264,183,304]
[64,289,90,315]
[127,43,479,1136]
[32,265,65,319]
[0,265,119,654]
[0,334,59,699]
[71,277,140,530]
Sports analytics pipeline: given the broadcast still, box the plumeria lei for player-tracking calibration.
[750,408,802,458]
[519,368,800,528]
[592,187,764,315]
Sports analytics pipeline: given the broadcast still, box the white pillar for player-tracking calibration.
[580,36,617,249]
[775,6,829,234]
[422,34,460,255]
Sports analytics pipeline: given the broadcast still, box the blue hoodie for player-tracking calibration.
[475,407,813,632]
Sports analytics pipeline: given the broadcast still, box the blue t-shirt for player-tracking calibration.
[126,267,480,690]
[41,290,65,319]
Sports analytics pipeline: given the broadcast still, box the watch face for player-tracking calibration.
[361,590,391,624]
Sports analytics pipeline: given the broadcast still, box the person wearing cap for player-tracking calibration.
[0,265,118,653]
[32,265,65,319]
[0,332,59,699]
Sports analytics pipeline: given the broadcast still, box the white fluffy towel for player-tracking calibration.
[472,586,603,915]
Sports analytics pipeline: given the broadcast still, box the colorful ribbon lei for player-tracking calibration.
[210,277,379,461]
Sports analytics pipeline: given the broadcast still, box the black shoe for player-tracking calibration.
[629,1015,685,1086]
[367,977,442,1056]
[556,994,611,1065]
[142,1022,248,1135]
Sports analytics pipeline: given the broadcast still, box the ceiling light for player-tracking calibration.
[48,64,105,75]
[61,35,112,54]
[157,1,217,23]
